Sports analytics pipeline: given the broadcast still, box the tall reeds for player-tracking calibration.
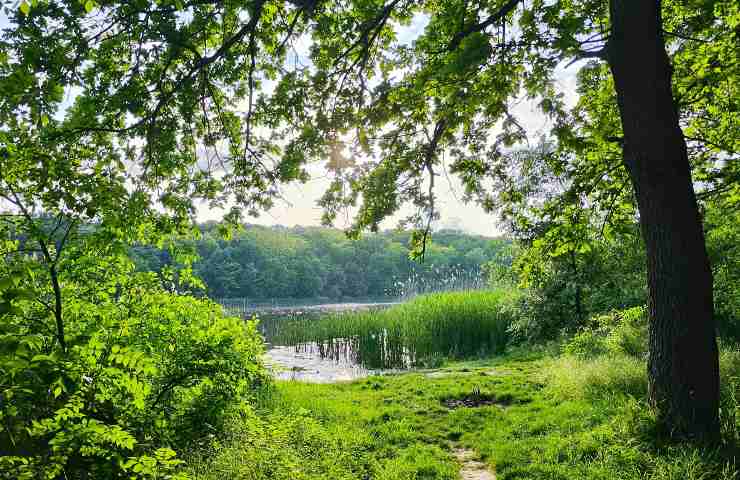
[272,289,520,369]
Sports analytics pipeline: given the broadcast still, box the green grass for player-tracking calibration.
[271,289,520,368]
[188,346,740,479]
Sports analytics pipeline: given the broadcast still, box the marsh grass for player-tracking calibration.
[272,289,520,369]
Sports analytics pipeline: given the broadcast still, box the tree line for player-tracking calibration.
[131,224,511,300]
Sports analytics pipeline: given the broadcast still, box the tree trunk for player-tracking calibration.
[606,0,719,440]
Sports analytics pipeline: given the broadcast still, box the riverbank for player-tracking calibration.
[187,348,740,479]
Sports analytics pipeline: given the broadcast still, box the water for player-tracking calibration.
[254,301,399,315]
[259,302,398,382]
[264,342,379,383]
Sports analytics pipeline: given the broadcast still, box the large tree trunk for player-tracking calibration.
[606,0,719,440]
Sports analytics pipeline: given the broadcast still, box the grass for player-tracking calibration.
[188,347,740,480]
[271,289,520,369]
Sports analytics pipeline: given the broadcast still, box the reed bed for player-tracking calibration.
[272,289,520,369]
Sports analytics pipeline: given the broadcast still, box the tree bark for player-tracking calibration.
[606,0,719,440]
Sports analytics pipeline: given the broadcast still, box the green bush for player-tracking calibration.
[0,253,267,479]
[705,199,740,340]
[604,306,648,358]
[563,306,647,359]
[508,227,647,343]
[561,327,609,358]
[505,290,558,344]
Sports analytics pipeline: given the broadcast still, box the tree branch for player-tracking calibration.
[564,47,607,68]
[447,0,521,51]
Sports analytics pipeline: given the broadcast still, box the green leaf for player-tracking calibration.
[19,1,30,15]
[84,0,95,13]
[31,354,55,363]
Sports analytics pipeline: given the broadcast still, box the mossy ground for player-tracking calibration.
[189,350,740,480]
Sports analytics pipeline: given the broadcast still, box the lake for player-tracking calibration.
[256,301,398,382]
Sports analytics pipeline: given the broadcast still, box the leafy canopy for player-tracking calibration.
[1,0,736,243]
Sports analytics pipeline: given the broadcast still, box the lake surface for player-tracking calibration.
[265,343,385,382]
[258,301,401,382]
[251,301,399,315]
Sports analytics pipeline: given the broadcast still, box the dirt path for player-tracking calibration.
[453,448,496,480]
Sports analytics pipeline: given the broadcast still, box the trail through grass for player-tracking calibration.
[189,348,740,480]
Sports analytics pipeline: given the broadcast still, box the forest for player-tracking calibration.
[0,0,738,479]
[131,224,510,299]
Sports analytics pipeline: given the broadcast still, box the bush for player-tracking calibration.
[508,227,647,344]
[705,200,740,340]
[561,327,609,358]
[505,290,559,344]
[563,306,647,359]
[0,253,267,479]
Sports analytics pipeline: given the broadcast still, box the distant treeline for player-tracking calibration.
[130,224,511,300]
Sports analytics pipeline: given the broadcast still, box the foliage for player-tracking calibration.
[465,139,647,343]
[0,0,737,462]
[562,306,648,359]
[273,289,520,368]
[706,198,740,339]
[493,143,739,347]
[131,224,509,300]
[0,239,267,479]
[506,191,740,345]
[1,0,734,251]
[509,229,646,342]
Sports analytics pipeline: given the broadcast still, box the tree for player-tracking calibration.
[2,0,736,439]
[606,0,719,440]
[298,0,735,440]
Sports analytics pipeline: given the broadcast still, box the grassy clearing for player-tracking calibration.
[271,289,520,368]
[188,346,740,480]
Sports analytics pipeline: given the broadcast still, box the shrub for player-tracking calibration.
[563,306,647,359]
[562,328,609,358]
[604,306,648,358]
[505,289,559,344]
[508,227,647,344]
[0,253,267,479]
